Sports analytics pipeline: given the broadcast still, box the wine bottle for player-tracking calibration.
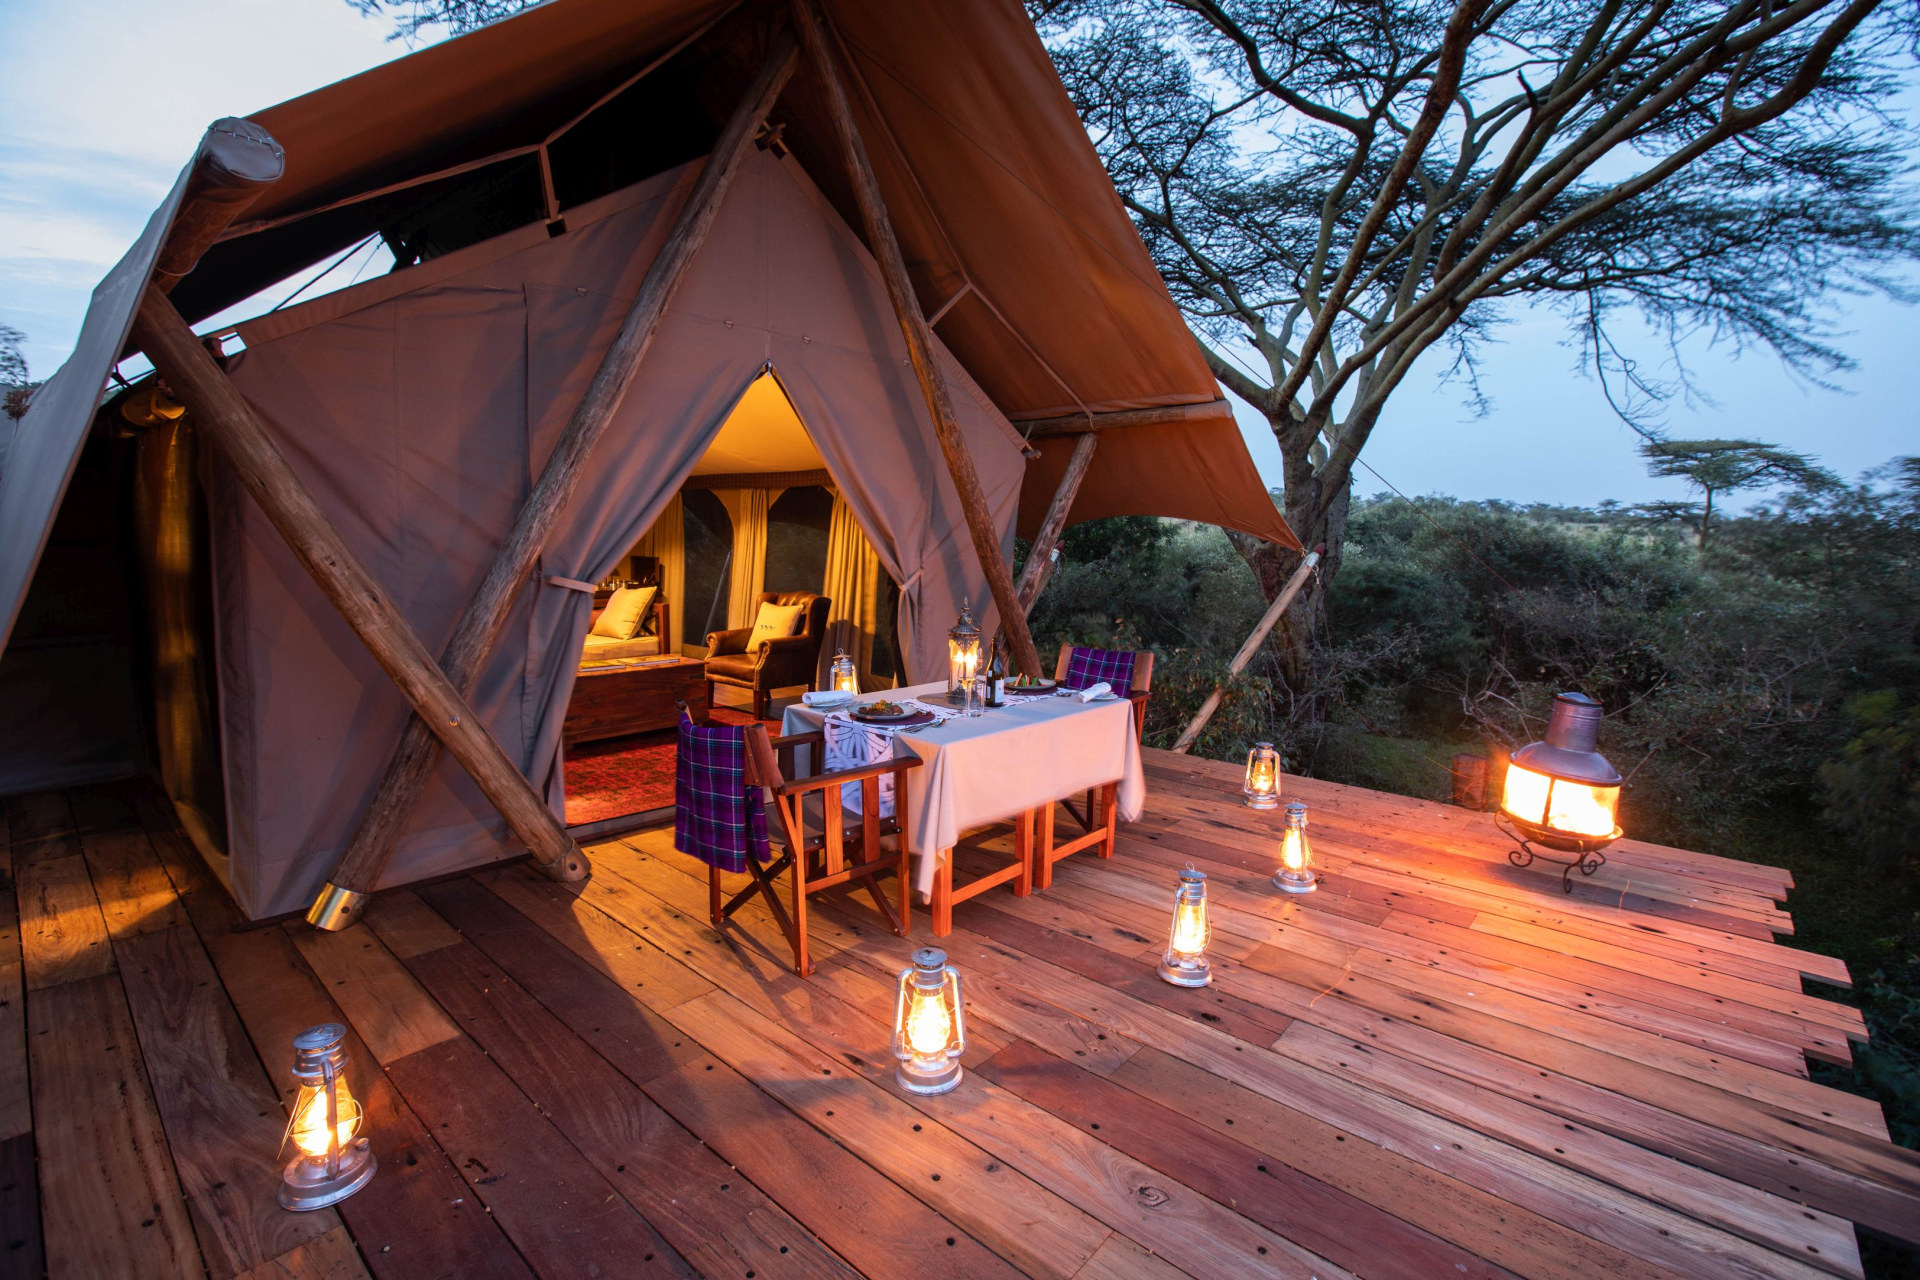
[989,639,1007,706]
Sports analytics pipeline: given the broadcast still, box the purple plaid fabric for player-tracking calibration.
[1063,645,1137,693]
[674,714,769,874]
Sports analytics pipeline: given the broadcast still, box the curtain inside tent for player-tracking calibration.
[718,487,780,630]
[820,490,884,688]
[629,491,684,651]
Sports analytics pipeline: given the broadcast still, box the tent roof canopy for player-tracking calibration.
[167,0,1296,549]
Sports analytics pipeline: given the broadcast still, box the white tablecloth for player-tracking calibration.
[782,681,1145,895]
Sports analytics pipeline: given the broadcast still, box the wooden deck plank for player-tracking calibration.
[383,1036,697,1279]
[395,931,863,1280]
[28,972,203,1280]
[115,923,340,1277]
[978,1038,1519,1280]
[0,846,30,1144]
[0,1130,44,1280]
[204,921,534,1280]
[306,914,695,1280]
[3,792,78,864]
[17,854,113,989]
[429,874,1026,1280]
[288,925,461,1066]
[234,1226,371,1280]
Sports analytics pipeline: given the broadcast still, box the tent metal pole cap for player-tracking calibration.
[307,883,369,931]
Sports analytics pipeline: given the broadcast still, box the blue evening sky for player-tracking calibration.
[3,0,1914,510]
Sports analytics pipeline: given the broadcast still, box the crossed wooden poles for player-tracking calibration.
[132,6,1069,928]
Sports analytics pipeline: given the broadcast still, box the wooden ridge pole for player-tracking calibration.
[1012,398,1230,439]
[792,0,1043,677]
[132,289,589,880]
[1015,430,1097,613]
[1170,545,1321,754]
[307,26,802,930]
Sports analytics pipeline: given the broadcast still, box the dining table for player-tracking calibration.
[780,680,1146,900]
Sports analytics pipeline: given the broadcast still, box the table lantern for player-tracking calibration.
[828,649,858,695]
[1497,691,1623,891]
[892,947,967,1094]
[1273,801,1317,893]
[1157,867,1213,987]
[278,1023,376,1210]
[1243,742,1281,809]
[946,600,982,704]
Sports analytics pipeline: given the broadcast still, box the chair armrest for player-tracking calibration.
[776,754,923,797]
[768,730,825,751]
[706,627,751,655]
[755,632,817,659]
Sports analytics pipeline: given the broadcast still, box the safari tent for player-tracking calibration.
[0,0,1294,922]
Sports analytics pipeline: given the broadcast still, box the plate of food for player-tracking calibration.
[1007,674,1056,693]
[850,699,929,724]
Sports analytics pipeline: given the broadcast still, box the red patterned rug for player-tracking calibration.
[563,706,780,827]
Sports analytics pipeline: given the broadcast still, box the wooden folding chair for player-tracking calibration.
[1035,643,1155,890]
[707,722,921,976]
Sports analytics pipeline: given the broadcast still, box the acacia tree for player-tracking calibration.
[1638,437,1834,546]
[1032,0,1918,674]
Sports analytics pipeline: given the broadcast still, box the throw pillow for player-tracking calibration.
[748,600,809,651]
[590,584,656,640]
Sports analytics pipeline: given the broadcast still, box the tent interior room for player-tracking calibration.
[562,366,911,829]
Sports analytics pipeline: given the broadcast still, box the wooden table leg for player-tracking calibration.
[932,852,954,937]
[1013,809,1034,897]
[1035,804,1056,891]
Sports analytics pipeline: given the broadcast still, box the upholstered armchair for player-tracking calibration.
[704,591,831,719]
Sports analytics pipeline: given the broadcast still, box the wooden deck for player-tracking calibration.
[5,748,1918,1279]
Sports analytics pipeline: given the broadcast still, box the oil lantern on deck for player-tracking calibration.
[892,947,967,1094]
[1273,801,1317,894]
[277,1023,376,1210]
[1243,741,1281,809]
[946,600,982,704]
[828,649,858,695]
[1496,692,1623,891]
[1157,867,1213,987]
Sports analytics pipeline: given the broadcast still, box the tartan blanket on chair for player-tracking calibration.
[674,713,770,874]
[1063,645,1136,693]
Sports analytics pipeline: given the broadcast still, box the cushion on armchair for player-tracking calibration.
[747,600,808,651]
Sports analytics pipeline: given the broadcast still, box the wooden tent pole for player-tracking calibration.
[1015,430,1097,613]
[1013,398,1231,439]
[307,28,802,930]
[1170,545,1321,754]
[792,0,1043,677]
[132,289,590,880]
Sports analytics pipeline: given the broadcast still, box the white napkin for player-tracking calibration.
[802,690,854,707]
[1076,681,1112,702]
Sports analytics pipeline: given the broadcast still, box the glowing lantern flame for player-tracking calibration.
[905,991,954,1057]
[1280,827,1306,872]
[289,1082,360,1157]
[1170,899,1209,956]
